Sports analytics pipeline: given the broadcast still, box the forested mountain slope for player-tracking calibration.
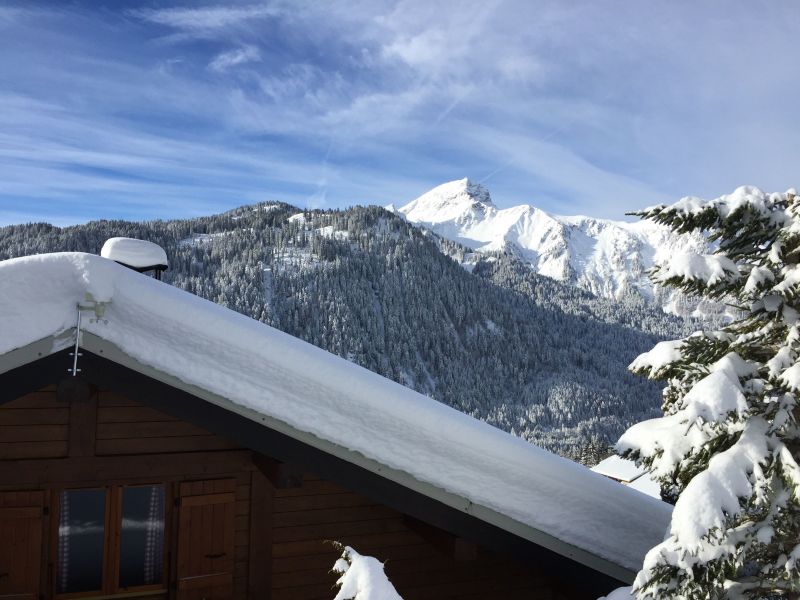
[0,203,688,460]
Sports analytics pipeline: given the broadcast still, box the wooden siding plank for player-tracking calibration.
[272,517,408,543]
[273,505,396,528]
[96,436,238,455]
[273,493,374,513]
[0,409,69,425]
[271,544,438,575]
[271,582,340,600]
[97,406,179,423]
[0,507,41,519]
[0,451,254,486]
[0,441,67,459]
[0,425,68,442]
[2,393,61,409]
[97,392,143,407]
[96,421,216,439]
[181,493,236,508]
[273,531,422,558]
[273,480,348,497]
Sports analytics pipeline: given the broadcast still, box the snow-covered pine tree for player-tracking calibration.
[618,186,800,599]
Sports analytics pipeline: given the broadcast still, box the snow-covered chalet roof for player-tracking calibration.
[592,455,662,500]
[0,252,671,580]
[592,455,647,483]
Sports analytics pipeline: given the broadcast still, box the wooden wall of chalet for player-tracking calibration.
[0,384,588,600]
[270,475,573,600]
[0,385,257,600]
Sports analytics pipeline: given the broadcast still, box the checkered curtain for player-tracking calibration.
[143,486,165,584]
[57,491,70,593]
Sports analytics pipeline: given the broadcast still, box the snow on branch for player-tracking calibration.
[652,252,740,288]
[668,417,772,555]
[628,340,684,378]
[331,544,403,600]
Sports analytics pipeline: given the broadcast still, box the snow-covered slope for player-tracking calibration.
[395,179,712,318]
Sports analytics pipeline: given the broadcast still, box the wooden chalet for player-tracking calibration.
[0,251,671,600]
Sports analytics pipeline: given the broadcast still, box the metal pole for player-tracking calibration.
[70,308,82,376]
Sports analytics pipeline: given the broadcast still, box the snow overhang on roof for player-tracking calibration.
[0,252,672,582]
[591,455,647,483]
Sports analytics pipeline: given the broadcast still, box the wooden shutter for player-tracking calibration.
[0,491,45,600]
[175,480,235,600]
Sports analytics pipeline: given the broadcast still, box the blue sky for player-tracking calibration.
[1,1,798,225]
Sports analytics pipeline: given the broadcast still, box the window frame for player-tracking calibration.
[51,484,171,600]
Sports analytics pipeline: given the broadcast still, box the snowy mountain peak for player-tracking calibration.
[400,178,495,224]
[399,180,713,320]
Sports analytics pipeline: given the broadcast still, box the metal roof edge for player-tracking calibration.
[0,331,75,376]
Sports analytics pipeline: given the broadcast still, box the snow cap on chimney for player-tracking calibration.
[100,237,168,279]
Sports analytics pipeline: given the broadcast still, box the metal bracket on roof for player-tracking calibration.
[79,292,110,322]
[68,299,110,376]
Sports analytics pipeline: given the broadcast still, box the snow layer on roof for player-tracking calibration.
[0,253,671,573]
[628,472,662,499]
[592,456,663,500]
[591,455,645,483]
[100,237,168,269]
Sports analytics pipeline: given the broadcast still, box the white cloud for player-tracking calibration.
[133,5,279,33]
[383,29,449,68]
[208,45,261,72]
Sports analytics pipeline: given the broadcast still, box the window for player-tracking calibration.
[56,489,106,594]
[55,485,167,597]
[119,486,165,588]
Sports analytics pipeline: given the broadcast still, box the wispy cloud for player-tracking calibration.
[132,4,279,34]
[458,124,674,217]
[208,45,261,71]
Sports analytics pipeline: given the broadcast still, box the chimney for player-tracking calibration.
[100,237,169,280]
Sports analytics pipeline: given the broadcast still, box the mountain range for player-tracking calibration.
[391,179,720,321]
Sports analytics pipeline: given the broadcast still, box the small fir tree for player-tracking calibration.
[618,187,800,599]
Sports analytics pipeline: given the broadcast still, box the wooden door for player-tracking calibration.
[175,480,235,600]
[0,491,45,600]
